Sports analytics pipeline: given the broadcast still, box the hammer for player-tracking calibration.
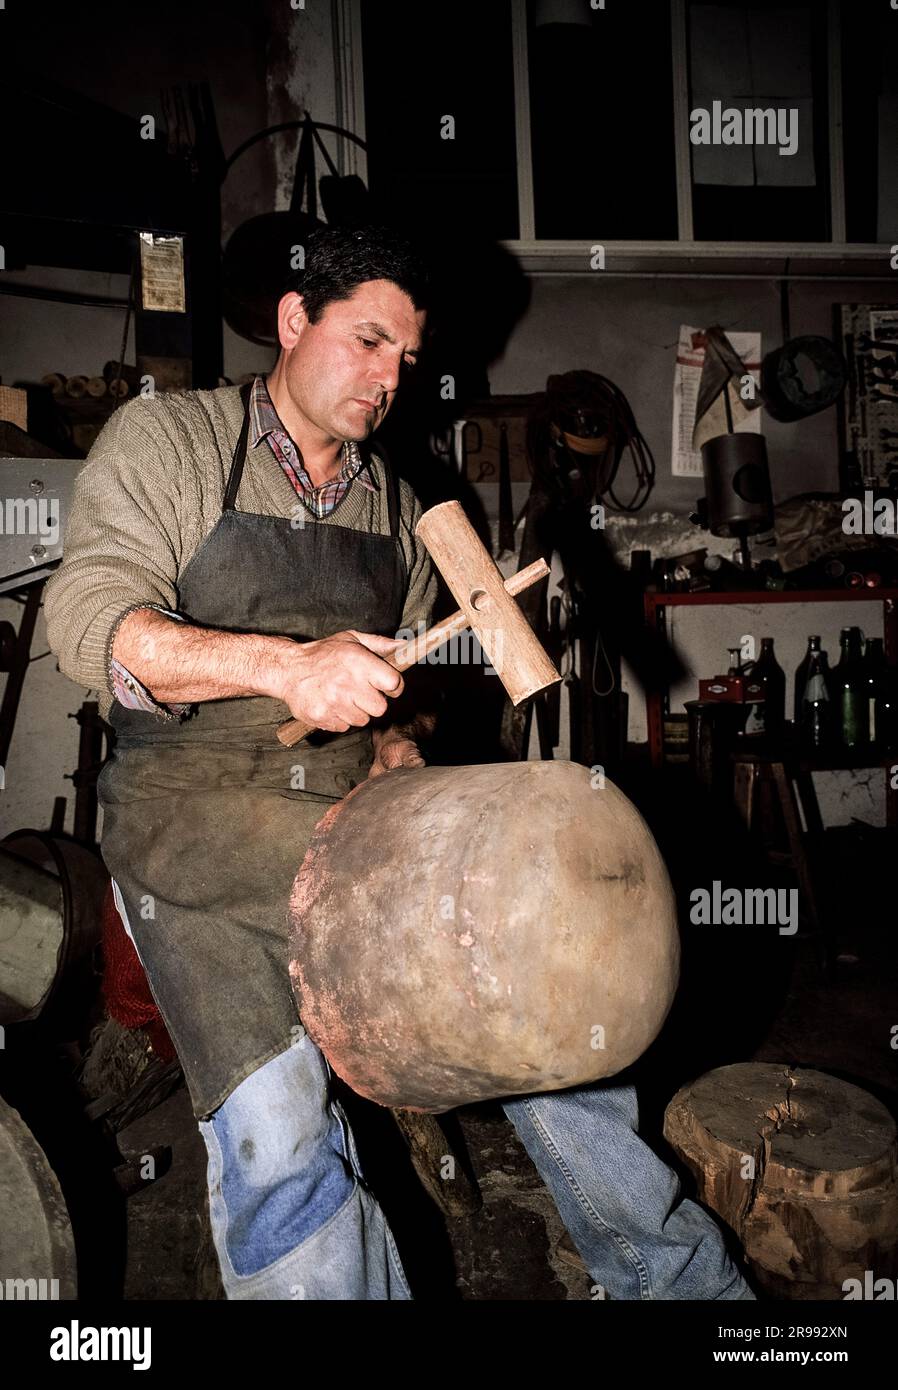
[276,500,561,747]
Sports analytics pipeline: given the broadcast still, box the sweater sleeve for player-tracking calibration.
[44,397,185,705]
[110,609,193,718]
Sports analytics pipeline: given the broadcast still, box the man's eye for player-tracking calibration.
[358,337,378,349]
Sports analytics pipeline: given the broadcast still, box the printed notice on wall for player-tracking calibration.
[672,325,762,478]
[139,233,186,313]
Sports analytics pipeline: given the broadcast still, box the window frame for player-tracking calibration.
[342,0,891,274]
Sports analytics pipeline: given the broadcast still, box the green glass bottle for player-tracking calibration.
[863,637,887,745]
[834,626,869,749]
[874,659,898,752]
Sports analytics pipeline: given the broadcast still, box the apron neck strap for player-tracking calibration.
[222,383,253,513]
[380,449,401,541]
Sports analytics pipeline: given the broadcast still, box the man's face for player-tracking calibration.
[276,278,426,442]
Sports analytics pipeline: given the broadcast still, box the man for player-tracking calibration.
[46,225,754,1301]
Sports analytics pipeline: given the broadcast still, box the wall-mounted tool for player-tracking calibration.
[761,336,847,422]
[856,334,898,355]
[497,421,515,558]
[221,114,370,346]
[839,306,898,490]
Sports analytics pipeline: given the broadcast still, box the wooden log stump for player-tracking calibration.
[664,1063,898,1300]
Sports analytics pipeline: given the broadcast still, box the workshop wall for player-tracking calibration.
[0,0,311,388]
[488,273,898,512]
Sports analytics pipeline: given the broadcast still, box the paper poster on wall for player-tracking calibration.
[672,326,762,479]
[139,233,186,313]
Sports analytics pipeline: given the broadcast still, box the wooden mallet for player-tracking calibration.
[276,500,561,748]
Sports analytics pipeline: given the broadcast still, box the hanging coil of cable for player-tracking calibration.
[525,369,655,512]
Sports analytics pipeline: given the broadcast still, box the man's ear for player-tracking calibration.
[277,291,309,351]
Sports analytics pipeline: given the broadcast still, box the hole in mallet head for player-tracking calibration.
[469,589,491,612]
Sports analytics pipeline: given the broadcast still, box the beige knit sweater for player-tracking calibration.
[44,385,437,720]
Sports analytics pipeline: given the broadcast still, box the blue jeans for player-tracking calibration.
[199,1034,412,1300]
[113,877,411,1300]
[197,1036,756,1302]
[501,1086,754,1301]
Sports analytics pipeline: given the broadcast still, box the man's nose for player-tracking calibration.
[371,358,401,394]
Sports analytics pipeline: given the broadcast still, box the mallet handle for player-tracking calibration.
[275,559,550,748]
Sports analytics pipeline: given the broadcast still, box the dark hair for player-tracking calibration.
[285,224,433,326]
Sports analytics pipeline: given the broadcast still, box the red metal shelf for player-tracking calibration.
[644,588,898,608]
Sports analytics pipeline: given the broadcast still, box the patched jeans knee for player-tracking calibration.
[199,1034,411,1300]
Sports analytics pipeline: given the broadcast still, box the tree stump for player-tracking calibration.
[664,1063,898,1300]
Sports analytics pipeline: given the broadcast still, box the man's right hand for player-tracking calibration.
[271,629,405,733]
[110,607,406,727]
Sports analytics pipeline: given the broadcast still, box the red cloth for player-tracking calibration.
[101,882,177,1063]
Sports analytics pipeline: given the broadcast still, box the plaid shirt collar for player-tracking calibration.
[247,375,378,494]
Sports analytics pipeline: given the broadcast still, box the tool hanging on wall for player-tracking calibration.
[221,114,371,345]
[761,336,846,423]
[500,371,655,771]
[529,369,656,513]
[838,305,898,492]
[497,421,515,557]
[693,325,764,447]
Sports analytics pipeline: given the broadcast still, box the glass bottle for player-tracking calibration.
[874,661,898,752]
[800,648,833,749]
[793,635,822,723]
[833,626,869,750]
[863,637,888,745]
[750,637,786,738]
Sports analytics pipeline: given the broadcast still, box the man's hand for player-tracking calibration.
[272,629,406,733]
[368,712,437,779]
[112,609,406,733]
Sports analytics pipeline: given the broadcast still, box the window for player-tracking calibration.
[841,0,898,243]
[686,1,832,243]
[349,0,890,261]
[360,0,520,239]
[526,0,678,239]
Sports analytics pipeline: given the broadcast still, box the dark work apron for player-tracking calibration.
[97,386,408,1120]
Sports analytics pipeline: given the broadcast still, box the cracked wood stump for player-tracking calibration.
[663,1063,898,1300]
